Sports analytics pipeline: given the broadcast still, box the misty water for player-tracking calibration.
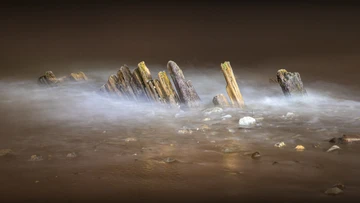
[2,3,360,202]
[1,64,360,202]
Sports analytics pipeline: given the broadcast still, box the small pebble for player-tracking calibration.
[295,145,305,151]
[274,142,286,148]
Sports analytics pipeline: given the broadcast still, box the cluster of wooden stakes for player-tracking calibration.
[38,60,307,109]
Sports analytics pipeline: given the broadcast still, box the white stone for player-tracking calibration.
[239,116,256,126]
[222,114,232,119]
[327,145,340,152]
[202,107,223,116]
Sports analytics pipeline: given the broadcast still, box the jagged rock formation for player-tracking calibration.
[99,60,201,108]
[213,94,230,107]
[277,69,307,97]
[38,71,88,87]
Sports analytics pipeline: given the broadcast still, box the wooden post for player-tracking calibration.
[153,79,167,104]
[69,71,88,81]
[117,65,138,101]
[106,74,123,98]
[158,71,179,106]
[167,60,201,108]
[137,61,157,102]
[277,69,307,97]
[132,68,149,101]
[38,71,88,86]
[220,61,245,108]
[38,71,59,86]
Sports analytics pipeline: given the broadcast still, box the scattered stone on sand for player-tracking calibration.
[66,152,77,158]
[199,124,210,131]
[177,128,193,135]
[295,145,305,151]
[213,94,230,108]
[0,149,14,157]
[251,152,261,159]
[124,137,137,142]
[228,128,236,133]
[325,187,343,196]
[203,117,211,121]
[282,112,295,119]
[274,142,286,148]
[333,183,345,190]
[210,131,218,136]
[202,107,223,116]
[163,157,177,163]
[29,155,43,161]
[254,117,264,121]
[35,180,40,184]
[239,116,256,127]
[221,114,232,120]
[327,145,341,153]
[102,131,107,134]
[222,148,237,153]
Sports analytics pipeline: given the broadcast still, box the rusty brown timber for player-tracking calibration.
[38,71,88,87]
[98,60,200,108]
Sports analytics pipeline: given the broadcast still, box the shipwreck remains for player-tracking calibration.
[277,69,307,97]
[99,60,201,109]
[38,71,88,87]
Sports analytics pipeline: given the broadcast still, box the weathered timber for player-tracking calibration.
[106,74,123,97]
[329,135,360,144]
[158,71,179,106]
[277,69,307,97]
[220,61,245,108]
[137,61,158,102]
[213,94,230,107]
[38,71,88,87]
[98,84,109,96]
[269,77,278,84]
[132,68,149,101]
[117,65,138,101]
[147,79,160,102]
[69,71,88,81]
[154,79,167,104]
[167,60,201,108]
[38,71,59,86]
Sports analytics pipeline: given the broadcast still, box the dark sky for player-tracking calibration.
[1,1,360,82]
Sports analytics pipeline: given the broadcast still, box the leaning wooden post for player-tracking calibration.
[137,61,158,102]
[158,71,179,106]
[117,65,138,101]
[220,61,245,108]
[38,71,59,86]
[106,74,124,98]
[167,60,201,108]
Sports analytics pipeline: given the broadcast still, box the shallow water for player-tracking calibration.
[1,3,360,202]
[0,66,360,202]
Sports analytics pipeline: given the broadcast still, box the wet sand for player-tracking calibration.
[1,3,360,202]
[0,68,360,202]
